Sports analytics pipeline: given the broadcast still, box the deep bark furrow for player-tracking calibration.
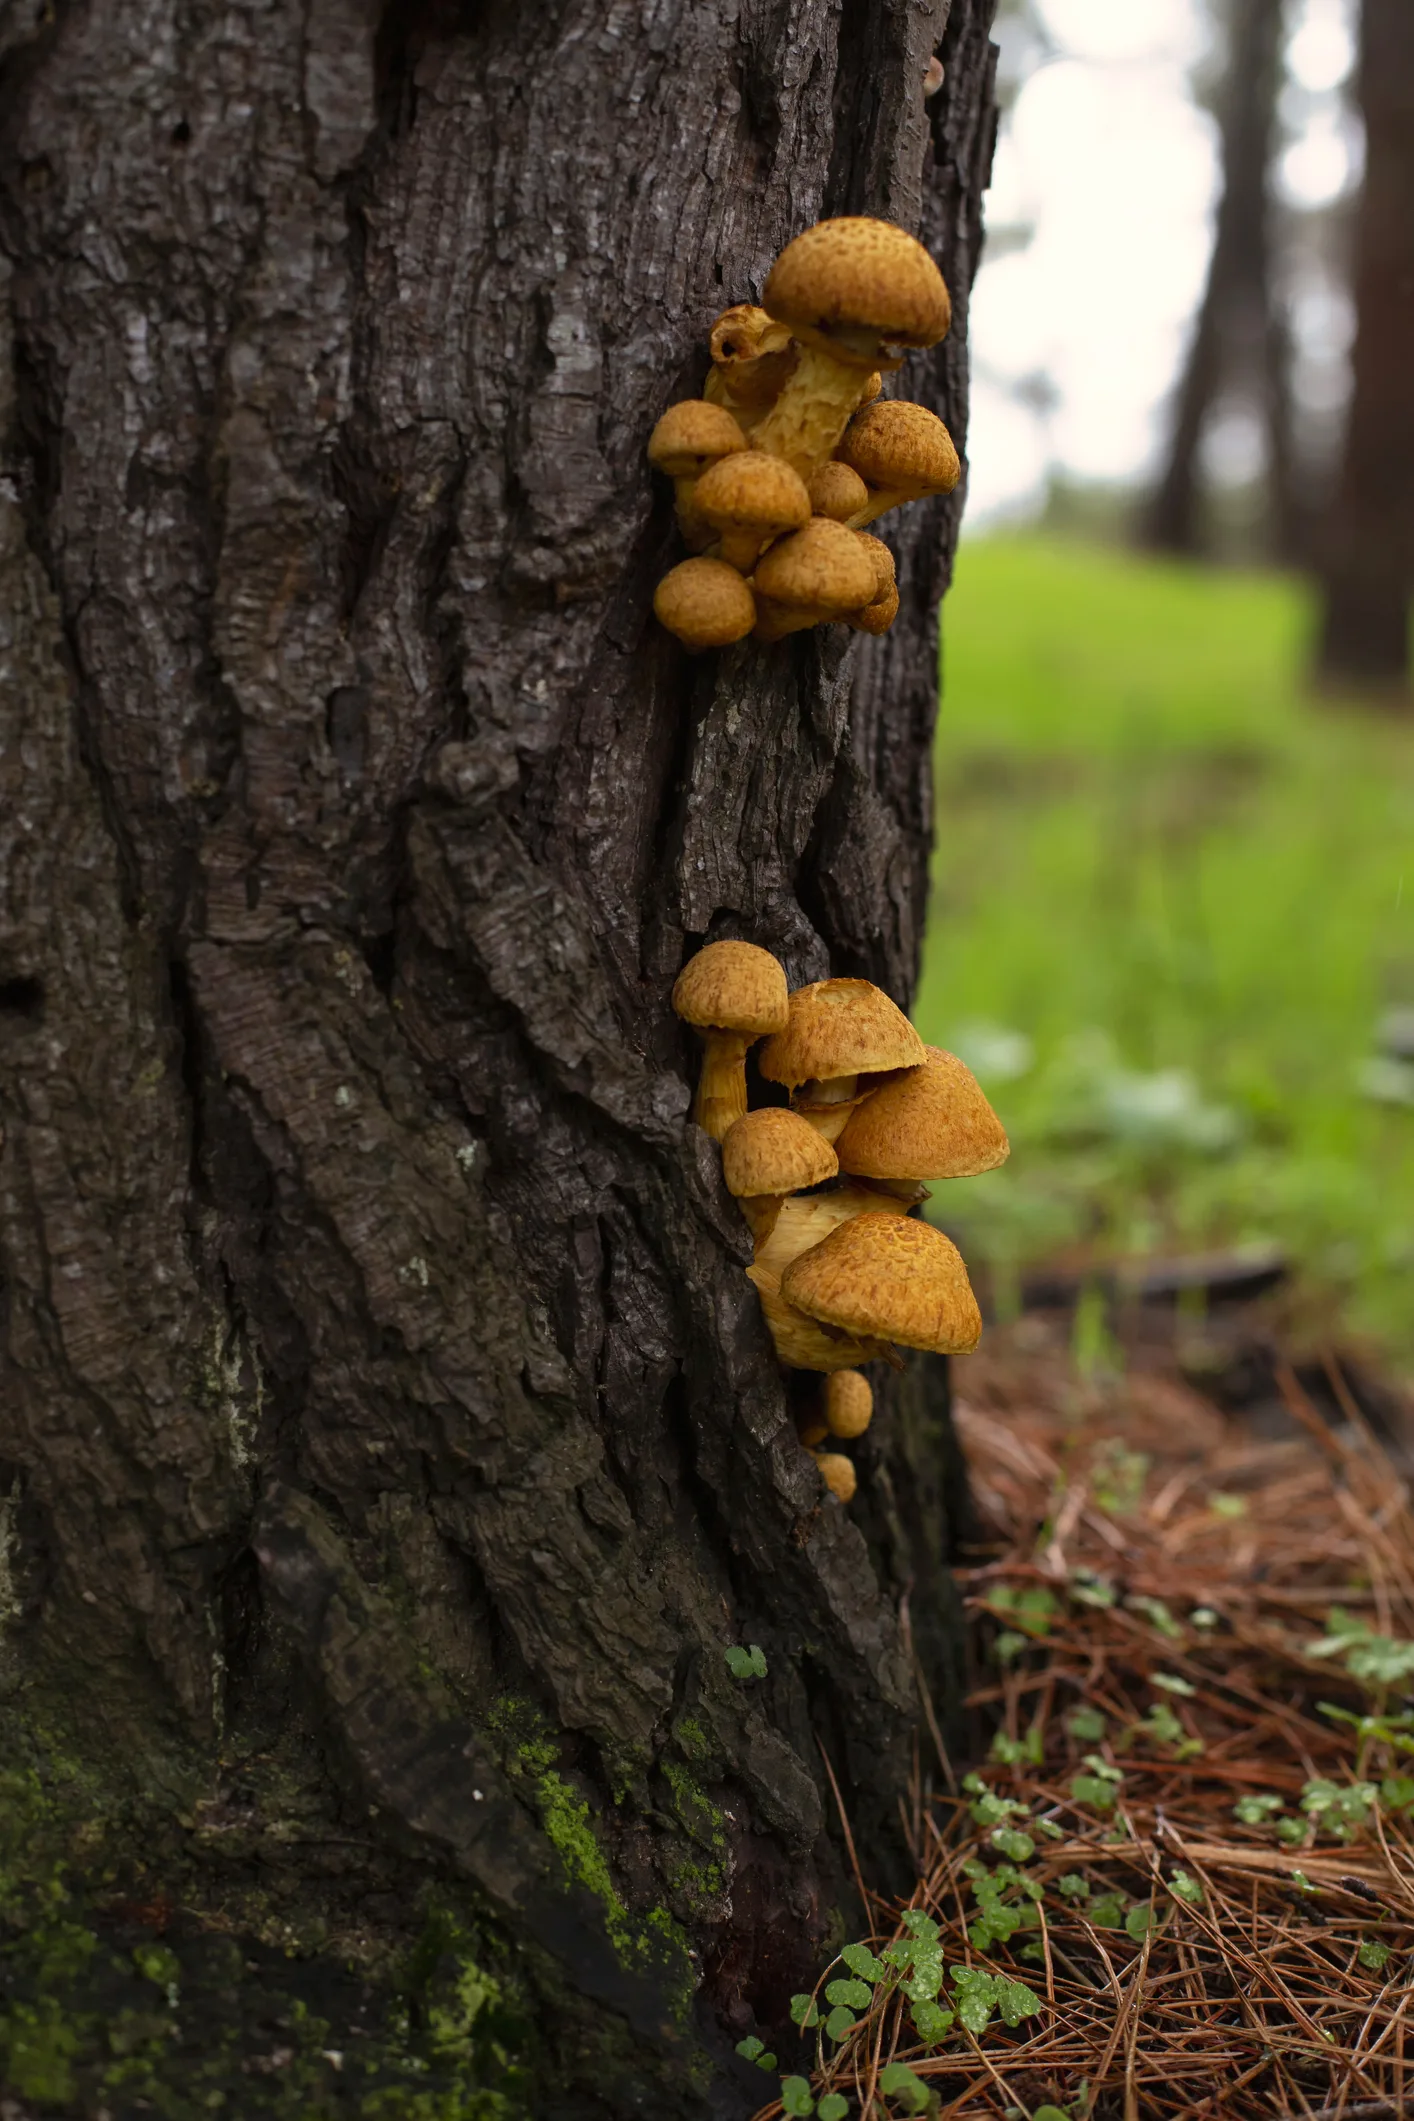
[0,0,996,2105]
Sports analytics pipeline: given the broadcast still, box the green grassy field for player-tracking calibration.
[914,537,1414,1366]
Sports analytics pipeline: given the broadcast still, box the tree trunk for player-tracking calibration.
[1143,0,1295,560]
[1314,0,1414,697]
[0,1,997,2113]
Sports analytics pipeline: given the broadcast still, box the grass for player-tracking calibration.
[914,535,1414,1365]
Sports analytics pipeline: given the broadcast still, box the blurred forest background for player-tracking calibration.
[917,0,1414,1368]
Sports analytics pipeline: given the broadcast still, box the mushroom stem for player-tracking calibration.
[692,1028,752,1141]
[746,1262,888,1370]
[750,343,890,481]
[845,486,920,531]
[791,1074,863,1142]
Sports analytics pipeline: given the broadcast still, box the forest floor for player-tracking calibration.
[914,534,1414,1371]
[752,1302,1414,2120]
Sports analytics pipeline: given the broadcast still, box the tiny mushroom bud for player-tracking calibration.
[813,1451,858,1504]
[647,400,749,545]
[838,399,961,528]
[653,557,757,652]
[750,516,878,642]
[753,218,952,479]
[806,460,871,522]
[835,1044,1009,1183]
[672,941,788,1141]
[758,978,926,1139]
[782,1213,983,1356]
[826,1368,874,1439]
[923,55,945,97]
[721,1105,838,1239]
[797,1411,830,1448]
[703,304,799,433]
[693,450,813,573]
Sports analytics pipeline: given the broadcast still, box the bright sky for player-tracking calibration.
[965,0,1361,524]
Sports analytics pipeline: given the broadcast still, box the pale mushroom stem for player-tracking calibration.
[692,1030,752,1141]
[750,345,886,481]
[845,485,920,531]
[745,1263,888,1371]
[791,1073,861,1142]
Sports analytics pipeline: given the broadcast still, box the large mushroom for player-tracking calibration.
[758,978,926,1140]
[750,517,878,642]
[721,1106,838,1239]
[752,218,952,479]
[646,400,748,546]
[781,1212,983,1356]
[836,1044,1010,1197]
[653,558,757,651]
[692,450,813,573]
[671,941,788,1140]
[837,400,961,528]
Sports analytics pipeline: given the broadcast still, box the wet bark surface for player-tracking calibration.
[0,1,996,2111]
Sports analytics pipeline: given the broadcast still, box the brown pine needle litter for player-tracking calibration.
[751,1341,1414,2120]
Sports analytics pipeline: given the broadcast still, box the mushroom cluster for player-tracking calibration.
[673,942,1009,1503]
[648,218,961,651]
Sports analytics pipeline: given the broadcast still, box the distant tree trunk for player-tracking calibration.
[0,2,997,2113]
[1144,0,1295,559]
[1314,0,1414,696]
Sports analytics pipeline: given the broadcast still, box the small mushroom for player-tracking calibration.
[721,1106,838,1239]
[781,1213,982,1356]
[796,1409,829,1447]
[692,450,813,573]
[838,400,961,528]
[653,557,757,651]
[812,1450,858,1504]
[825,1368,873,1439]
[647,400,749,546]
[806,461,870,522]
[836,1044,1009,1185]
[753,218,952,479]
[671,941,788,1140]
[703,305,800,433]
[845,531,899,635]
[758,978,926,1139]
[750,517,879,642]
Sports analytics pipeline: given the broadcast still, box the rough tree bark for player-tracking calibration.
[0,2,997,2114]
[1314,0,1414,697]
[1143,0,1297,560]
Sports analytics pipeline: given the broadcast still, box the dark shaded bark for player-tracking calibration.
[1143,0,1297,560]
[0,1,996,2112]
[1314,0,1414,696]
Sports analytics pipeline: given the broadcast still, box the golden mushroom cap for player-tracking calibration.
[849,582,900,636]
[781,1213,982,1355]
[672,941,789,1037]
[693,450,812,540]
[721,1107,838,1198]
[758,978,926,1088]
[813,1451,858,1503]
[826,1368,874,1438]
[806,461,870,522]
[751,518,877,616]
[853,532,896,599]
[647,400,748,478]
[764,218,952,354]
[839,400,961,496]
[835,1045,1009,1180]
[653,558,757,651]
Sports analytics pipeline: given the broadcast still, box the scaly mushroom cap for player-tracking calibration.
[758,978,926,1089]
[721,1107,838,1199]
[849,582,900,636]
[826,1368,874,1438]
[672,941,789,1037]
[693,451,812,544]
[781,1214,982,1355]
[764,218,952,364]
[653,558,757,651]
[839,400,961,497]
[647,400,748,479]
[836,1045,1009,1180]
[751,517,877,617]
[807,462,871,522]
